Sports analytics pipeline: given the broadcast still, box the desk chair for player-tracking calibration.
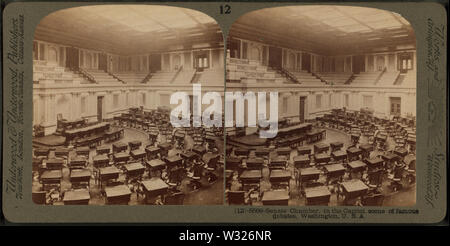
[205,155,220,183]
[388,164,405,192]
[187,163,204,190]
[365,169,384,191]
[33,188,60,205]
[32,191,47,205]
[405,159,416,184]
[167,167,185,190]
[227,191,252,205]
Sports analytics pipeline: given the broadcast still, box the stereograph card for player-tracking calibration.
[1,0,447,224]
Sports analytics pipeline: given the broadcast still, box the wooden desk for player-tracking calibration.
[141,178,169,203]
[131,149,146,160]
[348,160,367,173]
[96,145,110,155]
[382,152,399,162]
[394,148,408,158]
[315,153,331,165]
[75,146,90,157]
[245,158,264,170]
[145,146,160,159]
[269,169,291,187]
[341,179,369,199]
[330,141,343,152]
[34,148,50,157]
[307,129,325,143]
[69,169,91,186]
[158,143,172,157]
[148,132,159,142]
[54,148,69,158]
[277,147,291,156]
[63,189,90,205]
[293,155,310,168]
[297,146,312,156]
[165,155,183,168]
[269,156,287,170]
[157,142,172,151]
[93,154,109,168]
[64,122,110,144]
[365,157,384,170]
[299,167,320,183]
[359,143,374,158]
[41,170,62,189]
[277,123,312,138]
[46,158,64,170]
[105,185,131,205]
[240,170,262,186]
[314,143,329,154]
[124,162,145,180]
[128,140,142,151]
[146,159,167,171]
[324,164,346,179]
[305,186,331,205]
[113,152,130,164]
[105,128,123,142]
[332,150,347,162]
[99,166,120,186]
[347,147,362,161]
[112,142,128,153]
[69,156,87,171]
[181,151,197,160]
[145,159,166,178]
[226,156,242,171]
[235,148,249,156]
[59,118,85,130]
[261,190,289,205]
[255,148,270,158]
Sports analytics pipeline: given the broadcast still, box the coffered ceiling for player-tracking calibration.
[34,5,223,55]
[229,6,416,55]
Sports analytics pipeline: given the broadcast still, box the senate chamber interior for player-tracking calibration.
[32,5,225,205]
[224,6,417,206]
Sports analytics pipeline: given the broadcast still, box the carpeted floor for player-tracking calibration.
[32,127,224,205]
[227,127,416,206]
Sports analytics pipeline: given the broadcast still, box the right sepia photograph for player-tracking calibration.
[224,5,416,206]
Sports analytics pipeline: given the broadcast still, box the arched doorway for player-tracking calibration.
[250,46,260,61]
[85,53,92,69]
[48,47,58,64]
[376,56,385,71]
[172,54,181,70]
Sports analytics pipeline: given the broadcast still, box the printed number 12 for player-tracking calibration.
[220,5,231,14]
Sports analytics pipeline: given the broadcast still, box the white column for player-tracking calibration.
[209,50,213,68]
[373,56,376,71]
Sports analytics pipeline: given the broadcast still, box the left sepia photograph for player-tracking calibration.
[31,5,225,205]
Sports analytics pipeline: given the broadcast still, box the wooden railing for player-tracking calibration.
[374,67,387,84]
[170,66,183,83]
[271,66,300,84]
[105,70,126,84]
[189,69,198,84]
[142,71,153,83]
[312,72,328,84]
[345,74,356,84]
[73,67,97,84]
